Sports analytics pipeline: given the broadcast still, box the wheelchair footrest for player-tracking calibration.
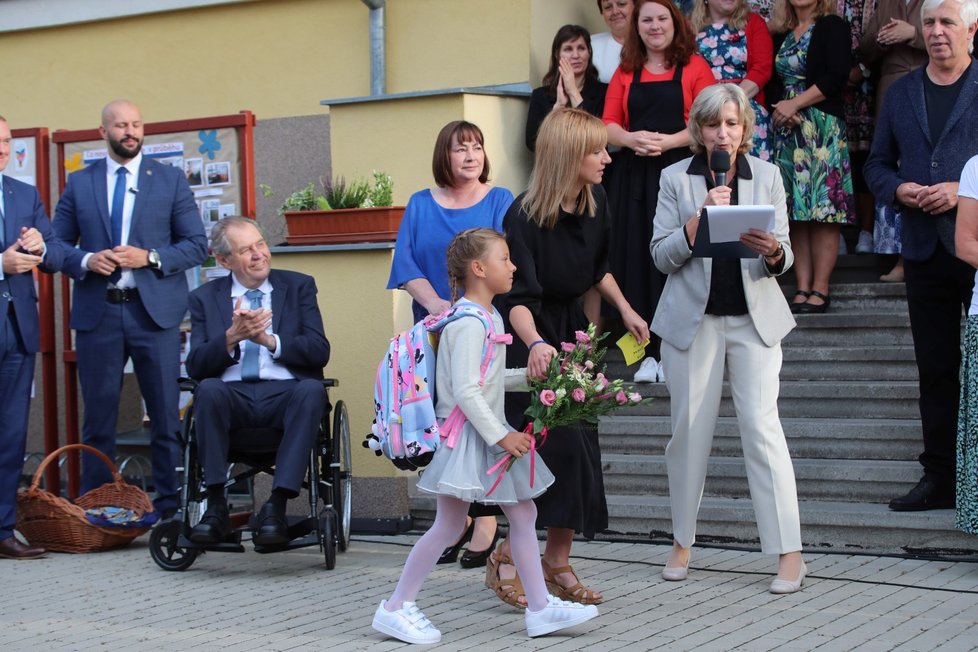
[177,532,246,553]
[252,517,319,553]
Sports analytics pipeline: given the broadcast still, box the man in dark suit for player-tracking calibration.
[185,217,330,545]
[0,116,65,559]
[52,100,208,516]
[865,0,978,511]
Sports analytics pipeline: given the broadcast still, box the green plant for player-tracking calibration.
[271,171,394,213]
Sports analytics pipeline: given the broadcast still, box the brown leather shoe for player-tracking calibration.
[0,536,48,559]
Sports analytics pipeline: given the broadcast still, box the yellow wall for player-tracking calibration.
[0,0,368,127]
[328,93,532,207]
[272,247,412,478]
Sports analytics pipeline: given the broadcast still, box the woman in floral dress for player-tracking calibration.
[693,0,775,160]
[769,0,854,314]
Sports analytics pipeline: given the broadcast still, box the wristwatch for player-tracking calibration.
[148,249,162,270]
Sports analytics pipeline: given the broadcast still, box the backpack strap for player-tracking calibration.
[426,302,512,448]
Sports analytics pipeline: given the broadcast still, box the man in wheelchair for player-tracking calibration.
[184,216,330,546]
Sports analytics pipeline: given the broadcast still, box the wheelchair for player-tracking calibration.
[149,378,352,571]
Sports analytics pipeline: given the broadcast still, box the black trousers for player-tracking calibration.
[194,378,326,492]
[904,243,975,488]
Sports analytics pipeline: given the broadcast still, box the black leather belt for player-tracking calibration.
[106,288,140,304]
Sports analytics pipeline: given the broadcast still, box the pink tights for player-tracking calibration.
[386,495,548,612]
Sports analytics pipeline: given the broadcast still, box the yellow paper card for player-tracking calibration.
[616,333,649,366]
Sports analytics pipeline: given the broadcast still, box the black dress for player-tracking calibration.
[498,187,612,538]
[524,81,608,151]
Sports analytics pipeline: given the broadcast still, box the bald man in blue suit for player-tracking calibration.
[52,100,208,516]
[0,116,65,559]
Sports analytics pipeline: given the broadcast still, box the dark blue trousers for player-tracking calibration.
[0,307,34,541]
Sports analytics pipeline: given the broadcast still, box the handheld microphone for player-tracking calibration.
[710,150,731,188]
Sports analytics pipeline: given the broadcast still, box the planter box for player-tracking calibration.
[284,206,404,245]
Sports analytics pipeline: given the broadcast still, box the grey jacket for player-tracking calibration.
[650,155,795,351]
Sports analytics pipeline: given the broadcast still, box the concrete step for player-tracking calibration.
[598,416,922,461]
[606,346,918,382]
[785,312,913,346]
[601,453,921,503]
[603,495,978,555]
[408,494,978,555]
[621,380,919,419]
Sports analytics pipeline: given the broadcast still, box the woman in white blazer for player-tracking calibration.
[649,83,806,594]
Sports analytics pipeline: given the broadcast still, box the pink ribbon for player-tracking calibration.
[439,406,467,449]
[484,423,547,497]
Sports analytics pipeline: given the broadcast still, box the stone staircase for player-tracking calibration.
[599,269,977,555]
[409,255,978,555]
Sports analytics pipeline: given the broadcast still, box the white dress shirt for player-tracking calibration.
[220,275,294,383]
[80,153,143,288]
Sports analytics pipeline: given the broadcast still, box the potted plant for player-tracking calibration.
[269,171,404,245]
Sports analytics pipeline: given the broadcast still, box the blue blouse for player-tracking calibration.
[387,186,514,322]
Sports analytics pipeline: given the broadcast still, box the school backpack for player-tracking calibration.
[363,302,509,471]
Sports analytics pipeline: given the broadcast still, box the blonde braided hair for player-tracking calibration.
[445,228,507,303]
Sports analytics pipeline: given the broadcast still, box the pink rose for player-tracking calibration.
[629,392,642,403]
[540,389,557,406]
[575,330,590,343]
[615,390,628,405]
[561,342,576,352]
[572,388,586,402]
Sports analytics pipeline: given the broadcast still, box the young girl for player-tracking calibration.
[372,228,599,644]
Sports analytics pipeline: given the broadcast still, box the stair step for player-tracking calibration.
[603,495,978,554]
[599,416,922,460]
[601,454,920,503]
[622,380,919,419]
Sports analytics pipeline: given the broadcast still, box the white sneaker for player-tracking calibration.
[525,594,599,637]
[655,360,666,383]
[372,600,442,644]
[633,357,658,383]
[855,230,874,254]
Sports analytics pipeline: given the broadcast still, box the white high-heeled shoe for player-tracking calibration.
[662,552,690,581]
[769,560,807,594]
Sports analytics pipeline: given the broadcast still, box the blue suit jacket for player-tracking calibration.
[864,62,978,261]
[1,175,65,353]
[51,157,208,330]
[185,269,330,382]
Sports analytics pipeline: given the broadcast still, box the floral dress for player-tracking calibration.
[697,22,773,161]
[773,26,855,224]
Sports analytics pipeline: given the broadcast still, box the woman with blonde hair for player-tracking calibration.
[651,83,805,593]
[490,107,649,608]
[768,0,854,313]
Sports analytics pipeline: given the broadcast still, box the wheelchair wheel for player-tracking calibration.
[319,511,337,570]
[331,400,352,552]
[150,520,198,571]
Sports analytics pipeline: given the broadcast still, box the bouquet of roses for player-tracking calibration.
[486,323,650,495]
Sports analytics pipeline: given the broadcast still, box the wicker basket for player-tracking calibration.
[16,444,156,553]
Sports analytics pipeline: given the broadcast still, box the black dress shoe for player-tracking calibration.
[0,536,47,560]
[797,290,830,314]
[459,526,501,569]
[189,503,232,543]
[437,519,474,565]
[889,477,955,511]
[253,501,290,546]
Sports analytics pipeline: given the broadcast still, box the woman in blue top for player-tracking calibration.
[388,120,514,323]
[387,120,514,566]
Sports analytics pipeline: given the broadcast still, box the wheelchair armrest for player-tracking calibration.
[179,377,199,393]
[322,378,338,388]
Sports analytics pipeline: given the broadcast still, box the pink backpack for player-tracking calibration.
[363,302,509,471]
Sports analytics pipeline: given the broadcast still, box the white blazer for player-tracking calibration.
[649,154,796,351]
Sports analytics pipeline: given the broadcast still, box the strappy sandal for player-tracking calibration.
[485,549,527,609]
[789,290,811,314]
[542,560,604,605]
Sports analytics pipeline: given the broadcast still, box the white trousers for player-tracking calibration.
[660,314,802,554]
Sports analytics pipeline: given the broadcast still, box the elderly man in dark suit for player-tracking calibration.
[0,116,65,559]
[185,217,330,545]
[52,100,208,516]
[865,0,978,511]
